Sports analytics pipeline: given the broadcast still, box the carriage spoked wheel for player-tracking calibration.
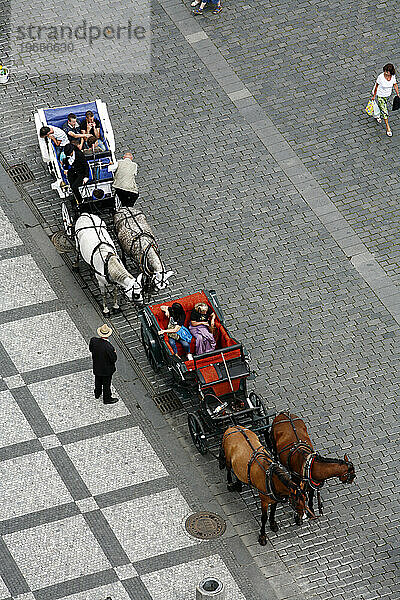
[61,202,73,237]
[188,412,208,455]
[140,325,160,373]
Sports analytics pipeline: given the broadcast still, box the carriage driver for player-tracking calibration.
[62,143,90,204]
[109,152,139,207]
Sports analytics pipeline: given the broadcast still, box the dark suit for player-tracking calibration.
[89,337,117,400]
[63,148,90,204]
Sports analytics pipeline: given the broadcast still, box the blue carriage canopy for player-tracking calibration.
[44,101,112,184]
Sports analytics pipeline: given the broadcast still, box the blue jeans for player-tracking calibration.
[169,337,190,355]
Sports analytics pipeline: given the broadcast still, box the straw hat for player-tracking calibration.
[97,324,113,338]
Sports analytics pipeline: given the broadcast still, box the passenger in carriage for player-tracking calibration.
[39,126,69,157]
[81,110,101,140]
[189,302,217,355]
[85,135,106,154]
[62,143,90,204]
[158,303,193,361]
[62,113,89,150]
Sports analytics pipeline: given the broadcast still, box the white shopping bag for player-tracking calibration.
[373,100,380,118]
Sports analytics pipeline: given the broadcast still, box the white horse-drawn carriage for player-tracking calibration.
[34,100,173,311]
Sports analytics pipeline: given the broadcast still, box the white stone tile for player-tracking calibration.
[0,575,10,600]
[103,488,199,562]
[0,255,57,313]
[76,497,99,513]
[114,563,138,579]
[0,207,22,249]
[142,555,246,600]
[0,310,90,372]
[66,427,168,495]
[3,374,25,389]
[0,390,35,448]
[39,434,61,449]
[57,582,130,600]
[14,594,35,600]
[29,370,128,433]
[4,515,110,590]
[0,451,72,520]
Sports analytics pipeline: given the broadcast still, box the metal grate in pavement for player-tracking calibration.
[185,512,226,539]
[7,163,35,184]
[153,390,183,414]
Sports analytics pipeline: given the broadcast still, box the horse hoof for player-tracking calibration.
[72,262,79,271]
[102,309,110,315]
[258,535,267,546]
[270,523,279,533]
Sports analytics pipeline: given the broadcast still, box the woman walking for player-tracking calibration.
[371,63,400,137]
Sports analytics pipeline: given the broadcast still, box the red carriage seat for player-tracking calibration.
[149,291,240,369]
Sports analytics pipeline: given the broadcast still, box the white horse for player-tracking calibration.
[74,212,143,314]
[114,207,173,293]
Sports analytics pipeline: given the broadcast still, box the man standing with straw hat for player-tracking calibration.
[89,324,119,404]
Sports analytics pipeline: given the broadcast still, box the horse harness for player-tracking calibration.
[118,211,164,282]
[75,215,117,283]
[223,427,290,503]
[273,412,324,491]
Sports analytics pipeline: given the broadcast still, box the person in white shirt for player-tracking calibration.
[371,63,399,137]
[40,125,69,156]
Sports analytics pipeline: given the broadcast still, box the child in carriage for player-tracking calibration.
[158,303,193,361]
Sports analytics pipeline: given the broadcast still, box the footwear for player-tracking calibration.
[193,7,203,14]
[374,116,382,123]
[187,353,193,361]
[213,5,222,12]
[387,130,392,136]
[103,397,119,404]
[191,0,200,5]
[94,392,101,399]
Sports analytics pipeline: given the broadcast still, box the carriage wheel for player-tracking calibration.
[61,202,73,237]
[140,325,160,373]
[188,412,208,455]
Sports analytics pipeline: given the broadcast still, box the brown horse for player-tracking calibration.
[270,412,356,514]
[219,425,308,545]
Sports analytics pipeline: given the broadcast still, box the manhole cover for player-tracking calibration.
[185,512,226,540]
[7,163,35,184]
[51,231,75,253]
[153,391,183,414]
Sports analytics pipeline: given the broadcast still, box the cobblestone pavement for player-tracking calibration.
[0,0,399,599]
[0,189,265,600]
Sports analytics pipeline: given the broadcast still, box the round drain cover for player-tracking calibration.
[51,231,74,253]
[185,512,226,540]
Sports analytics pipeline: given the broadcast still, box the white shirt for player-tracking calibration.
[376,73,397,98]
[51,126,69,147]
